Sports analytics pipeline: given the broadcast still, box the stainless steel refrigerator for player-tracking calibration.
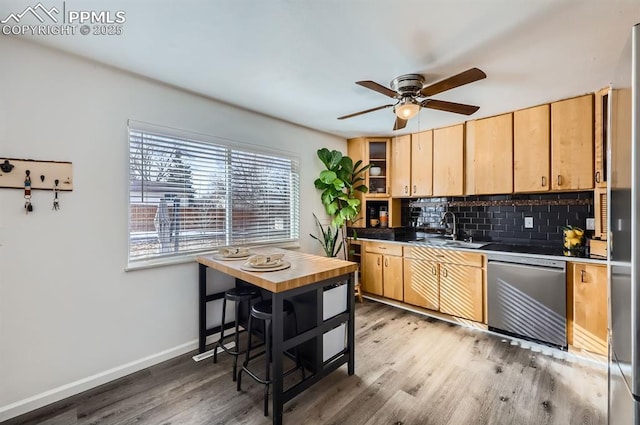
[609,22,640,425]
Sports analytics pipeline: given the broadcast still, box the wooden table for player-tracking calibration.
[197,248,358,425]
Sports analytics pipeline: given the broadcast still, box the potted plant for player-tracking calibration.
[312,148,370,259]
[309,213,343,257]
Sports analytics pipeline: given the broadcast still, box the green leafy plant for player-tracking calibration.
[314,148,370,227]
[309,213,343,257]
[313,148,370,258]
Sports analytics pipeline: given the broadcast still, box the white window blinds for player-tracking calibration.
[128,124,300,267]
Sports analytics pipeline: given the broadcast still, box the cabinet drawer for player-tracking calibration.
[404,246,484,267]
[365,242,403,256]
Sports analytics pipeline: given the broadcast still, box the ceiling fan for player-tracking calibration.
[337,68,487,130]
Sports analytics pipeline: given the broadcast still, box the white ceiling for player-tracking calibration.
[3,0,640,138]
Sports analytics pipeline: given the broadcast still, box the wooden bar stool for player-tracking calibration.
[237,299,305,416]
[213,287,261,381]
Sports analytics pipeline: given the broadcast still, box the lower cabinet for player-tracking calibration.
[438,263,484,322]
[403,258,439,310]
[569,262,607,355]
[362,242,403,301]
[403,246,485,322]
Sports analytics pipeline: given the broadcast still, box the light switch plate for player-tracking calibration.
[524,216,534,229]
[586,218,596,230]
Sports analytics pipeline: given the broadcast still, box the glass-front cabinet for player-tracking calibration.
[366,139,391,197]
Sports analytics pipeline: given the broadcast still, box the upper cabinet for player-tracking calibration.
[391,134,412,197]
[366,138,391,197]
[433,124,465,197]
[594,87,610,188]
[347,137,367,227]
[465,113,513,195]
[411,130,433,197]
[513,104,551,193]
[391,131,433,197]
[551,95,594,191]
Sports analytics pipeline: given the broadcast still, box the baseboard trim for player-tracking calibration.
[0,334,221,422]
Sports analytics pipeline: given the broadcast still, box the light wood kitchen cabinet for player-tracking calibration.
[403,246,485,322]
[433,124,465,196]
[391,134,412,197]
[439,263,484,322]
[403,257,439,310]
[362,242,403,301]
[465,113,513,195]
[594,87,610,188]
[391,131,433,197]
[411,130,433,197]
[568,262,607,355]
[551,95,594,190]
[514,104,551,192]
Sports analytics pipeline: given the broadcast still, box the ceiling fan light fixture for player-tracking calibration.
[394,98,420,120]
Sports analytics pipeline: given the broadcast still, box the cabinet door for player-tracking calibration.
[439,264,483,322]
[433,124,464,196]
[391,134,412,197]
[514,105,550,192]
[411,130,433,197]
[403,258,439,310]
[572,263,607,355]
[466,113,513,195]
[551,95,594,190]
[382,255,404,301]
[362,252,383,296]
[594,87,609,188]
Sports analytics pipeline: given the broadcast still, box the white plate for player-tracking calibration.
[213,253,251,261]
[240,261,291,272]
[250,260,284,268]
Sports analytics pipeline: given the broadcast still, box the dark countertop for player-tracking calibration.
[355,235,607,264]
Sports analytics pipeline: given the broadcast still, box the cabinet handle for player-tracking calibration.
[378,246,387,250]
[384,258,388,267]
[557,175,562,186]
[405,185,408,194]
[541,176,546,187]
[580,269,586,283]
[595,171,601,183]
[377,257,380,266]
[442,267,448,278]
[431,266,437,276]
[413,185,417,193]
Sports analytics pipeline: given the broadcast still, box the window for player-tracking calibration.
[128,122,300,268]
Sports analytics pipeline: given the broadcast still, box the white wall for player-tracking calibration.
[0,38,345,420]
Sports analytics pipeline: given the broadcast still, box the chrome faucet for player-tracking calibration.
[440,211,458,240]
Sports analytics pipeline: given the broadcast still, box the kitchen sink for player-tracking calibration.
[414,237,490,249]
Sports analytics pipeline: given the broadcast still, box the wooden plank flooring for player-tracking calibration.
[2,301,607,425]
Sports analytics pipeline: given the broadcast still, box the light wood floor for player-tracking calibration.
[3,301,607,425]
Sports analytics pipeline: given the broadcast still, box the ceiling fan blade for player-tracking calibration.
[421,99,480,115]
[393,117,408,131]
[420,68,486,97]
[337,104,394,120]
[356,80,398,98]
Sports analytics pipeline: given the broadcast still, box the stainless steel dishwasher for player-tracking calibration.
[487,253,567,349]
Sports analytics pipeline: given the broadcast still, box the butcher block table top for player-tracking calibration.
[196,248,358,293]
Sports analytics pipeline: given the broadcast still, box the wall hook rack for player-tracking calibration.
[0,157,73,191]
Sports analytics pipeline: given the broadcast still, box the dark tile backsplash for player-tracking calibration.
[405,192,594,244]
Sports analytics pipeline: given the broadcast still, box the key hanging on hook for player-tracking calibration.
[52,179,60,211]
[24,170,33,214]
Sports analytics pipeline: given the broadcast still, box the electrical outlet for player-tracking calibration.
[586,218,596,230]
[524,216,534,229]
